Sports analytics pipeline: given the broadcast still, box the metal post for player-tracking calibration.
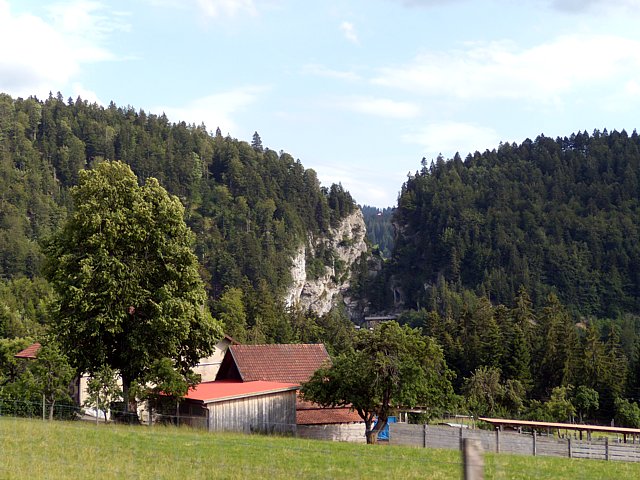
[568,438,572,458]
[605,437,610,461]
[42,394,45,421]
[462,438,484,480]
[460,425,464,451]
[96,398,99,426]
[533,431,537,456]
[495,428,500,453]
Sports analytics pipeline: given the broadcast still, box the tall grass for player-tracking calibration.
[1,417,639,479]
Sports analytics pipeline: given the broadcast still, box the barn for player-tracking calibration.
[180,380,298,434]
[215,343,365,441]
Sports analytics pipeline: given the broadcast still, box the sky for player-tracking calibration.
[2,1,640,208]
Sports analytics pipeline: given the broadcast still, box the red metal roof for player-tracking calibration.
[185,380,298,404]
[226,344,331,384]
[14,342,41,359]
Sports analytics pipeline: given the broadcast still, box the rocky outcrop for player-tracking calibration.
[285,209,367,316]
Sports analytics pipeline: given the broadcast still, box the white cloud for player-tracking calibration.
[194,0,257,17]
[402,122,501,158]
[549,0,640,14]
[0,0,123,98]
[336,96,421,119]
[70,82,103,105]
[313,162,404,207]
[373,34,640,105]
[340,21,358,44]
[301,64,361,82]
[157,86,267,134]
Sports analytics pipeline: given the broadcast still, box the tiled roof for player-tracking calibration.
[185,380,298,404]
[14,342,41,359]
[296,405,363,425]
[228,344,331,384]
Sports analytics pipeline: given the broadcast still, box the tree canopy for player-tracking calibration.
[301,321,454,443]
[43,161,223,408]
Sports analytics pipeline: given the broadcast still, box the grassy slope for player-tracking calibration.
[1,417,639,479]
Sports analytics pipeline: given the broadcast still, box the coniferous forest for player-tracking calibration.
[383,131,640,424]
[5,91,640,427]
[0,92,356,348]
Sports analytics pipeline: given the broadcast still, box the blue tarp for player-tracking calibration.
[376,416,396,440]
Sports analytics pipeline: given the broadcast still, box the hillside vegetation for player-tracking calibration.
[0,92,356,344]
[378,130,640,422]
[393,130,640,317]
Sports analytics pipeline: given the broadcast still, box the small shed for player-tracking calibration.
[296,399,365,442]
[182,380,298,434]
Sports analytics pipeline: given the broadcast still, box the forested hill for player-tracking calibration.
[392,130,640,318]
[0,92,357,342]
[361,205,394,258]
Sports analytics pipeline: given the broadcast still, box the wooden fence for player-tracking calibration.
[389,423,640,463]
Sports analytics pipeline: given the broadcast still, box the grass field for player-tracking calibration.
[1,417,640,479]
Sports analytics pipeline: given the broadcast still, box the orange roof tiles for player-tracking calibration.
[185,380,298,403]
[297,405,363,425]
[227,344,331,384]
[14,342,41,359]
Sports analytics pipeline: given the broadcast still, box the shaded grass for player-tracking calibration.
[1,417,639,479]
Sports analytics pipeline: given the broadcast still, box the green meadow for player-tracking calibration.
[1,417,639,479]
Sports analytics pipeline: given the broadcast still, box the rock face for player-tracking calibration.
[285,209,367,316]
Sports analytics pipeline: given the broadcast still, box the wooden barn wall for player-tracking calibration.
[207,391,297,434]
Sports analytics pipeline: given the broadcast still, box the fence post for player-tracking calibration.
[462,438,484,480]
[495,428,500,453]
[568,437,572,458]
[423,424,427,448]
[460,426,464,451]
[605,437,610,461]
[533,431,537,456]
[42,394,45,421]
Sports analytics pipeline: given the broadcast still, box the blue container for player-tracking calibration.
[376,416,396,440]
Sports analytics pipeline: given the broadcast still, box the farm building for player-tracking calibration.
[192,335,237,382]
[215,343,366,441]
[296,399,365,442]
[180,380,298,434]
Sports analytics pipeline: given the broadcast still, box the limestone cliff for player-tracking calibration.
[285,209,367,316]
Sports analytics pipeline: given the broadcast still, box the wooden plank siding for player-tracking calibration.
[206,390,297,435]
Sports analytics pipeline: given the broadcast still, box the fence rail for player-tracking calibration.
[390,423,640,463]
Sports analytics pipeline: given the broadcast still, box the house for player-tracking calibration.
[14,335,236,421]
[216,343,331,383]
[192,335,237,382]
[179,380,298,434]
[215,343,365,441]
[14,342,41,359]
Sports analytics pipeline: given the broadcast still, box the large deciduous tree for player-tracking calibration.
[44,161,222,411]
[301,321,454,444]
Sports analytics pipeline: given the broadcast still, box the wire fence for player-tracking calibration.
[0,398,469,479]
[2,398,640,479]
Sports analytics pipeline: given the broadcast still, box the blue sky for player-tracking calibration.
[2,0,640,207]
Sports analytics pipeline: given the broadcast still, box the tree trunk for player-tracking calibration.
[48,399,55,421]
[370,414,388,444]
[121,375,138,423]
[364,419,379,445]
